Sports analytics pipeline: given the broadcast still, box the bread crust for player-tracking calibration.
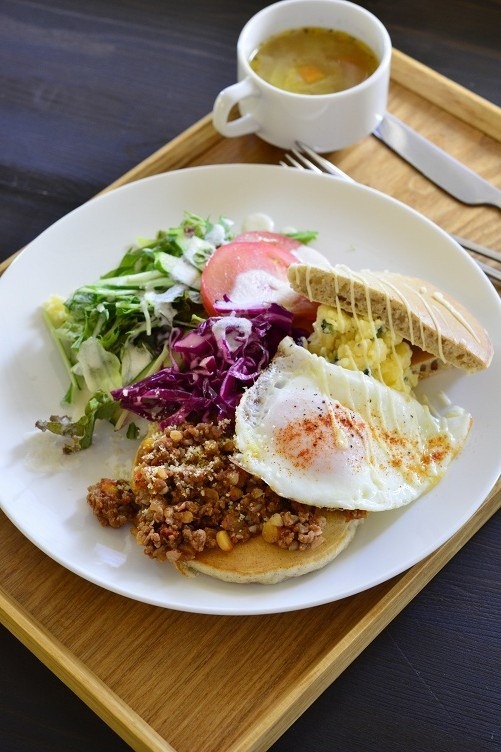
[288,264,493,372]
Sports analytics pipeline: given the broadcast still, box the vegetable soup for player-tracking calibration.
[249,26,379,95]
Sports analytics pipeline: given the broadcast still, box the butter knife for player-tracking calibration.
[373,113,501,209]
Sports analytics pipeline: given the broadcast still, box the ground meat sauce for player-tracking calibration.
[87,420,365,563]
[87,478,139,528]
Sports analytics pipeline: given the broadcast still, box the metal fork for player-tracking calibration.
[280,141,501,285]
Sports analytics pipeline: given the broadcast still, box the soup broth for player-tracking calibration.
[249,26,379,95]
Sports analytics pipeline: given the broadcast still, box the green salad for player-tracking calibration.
[36,212,234,452]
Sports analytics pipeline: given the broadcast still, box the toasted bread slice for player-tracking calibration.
[288,264,493,372]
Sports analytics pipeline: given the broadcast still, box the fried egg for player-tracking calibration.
[234,338,471,511]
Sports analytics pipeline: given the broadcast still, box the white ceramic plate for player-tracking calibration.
[1,165,500,615]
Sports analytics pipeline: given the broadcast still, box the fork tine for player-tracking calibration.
[281,150,323,174]
[291,147,325,174]
[279,154,307,171]
[295,141,356,182]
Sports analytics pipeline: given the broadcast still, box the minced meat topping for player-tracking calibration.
[87,420,337,562]
[87,478,139,528]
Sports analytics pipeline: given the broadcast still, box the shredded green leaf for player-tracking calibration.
[37,212,234,450]
[35,391,120,454]
[285,229,318,244]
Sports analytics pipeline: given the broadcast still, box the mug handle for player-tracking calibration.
[212,77,260,137]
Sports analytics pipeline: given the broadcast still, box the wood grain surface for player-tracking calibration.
[1,2,500,752]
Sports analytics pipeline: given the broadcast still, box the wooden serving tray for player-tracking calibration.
[1,50,500,752]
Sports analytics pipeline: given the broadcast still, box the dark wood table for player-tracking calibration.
[1,2,500,751]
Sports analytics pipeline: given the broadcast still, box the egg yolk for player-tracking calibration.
[272,399,368,477]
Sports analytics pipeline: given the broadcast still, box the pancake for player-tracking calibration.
[178,510,362,584]
[130,422,364,585]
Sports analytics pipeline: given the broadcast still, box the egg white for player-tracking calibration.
[234,338,471,511]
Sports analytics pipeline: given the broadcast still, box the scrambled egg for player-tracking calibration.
[307,304,418,394]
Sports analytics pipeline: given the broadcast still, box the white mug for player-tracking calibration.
[212,0,391,151]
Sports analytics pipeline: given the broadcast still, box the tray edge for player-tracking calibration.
[1,47,499,278]
[1,47,500,752]
[0,584,176,752]
[1,483,499,752]
[228,484,501,751]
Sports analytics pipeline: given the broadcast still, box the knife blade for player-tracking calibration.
[373,113,501,209]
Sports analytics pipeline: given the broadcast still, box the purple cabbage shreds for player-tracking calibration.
[111,303,298,427]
